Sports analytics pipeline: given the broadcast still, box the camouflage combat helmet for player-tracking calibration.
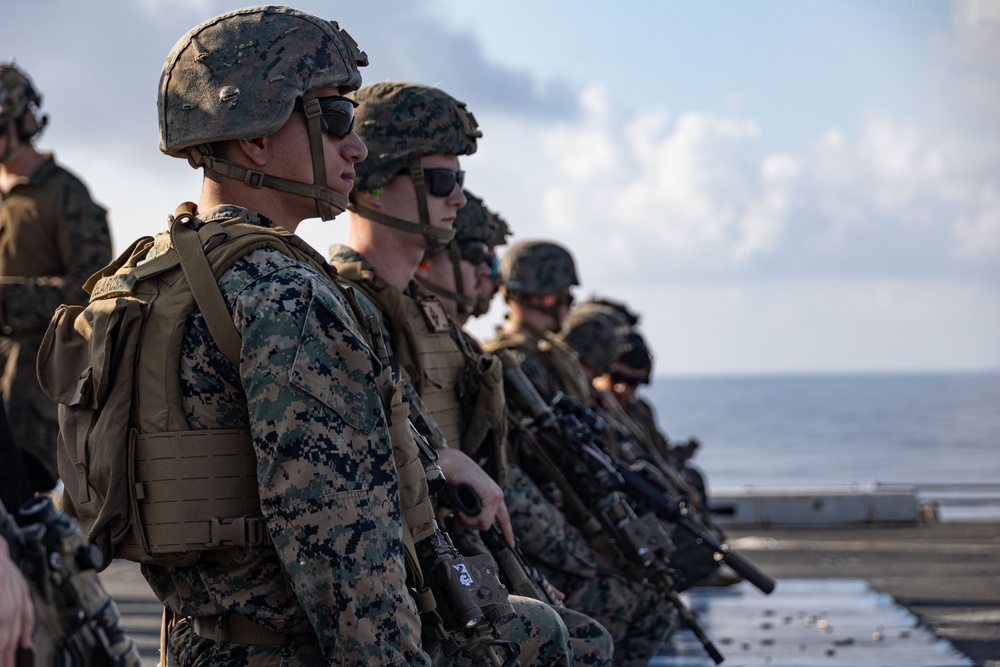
[349,81,481,248]
[618,329,653,384]
[158,5,368,220]
[0,61,47,157]
[500,240,579,296]
[558,302,629,377]
[417,189,511,314]
[454,190,511,247]
[587,295,640,327]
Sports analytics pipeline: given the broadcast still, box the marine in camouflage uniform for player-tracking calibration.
[591,321,735,588]
[412,190,615,667]
[482,242,677,667]
[134,9,432,665]
[560,301,731,590]
[0,62,111,477]
[331,81,578,667]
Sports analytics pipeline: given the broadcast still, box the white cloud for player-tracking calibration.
[524,63,1000,290]
[956,184,1000,257]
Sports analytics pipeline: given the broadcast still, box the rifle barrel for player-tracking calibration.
[615,462,776,594]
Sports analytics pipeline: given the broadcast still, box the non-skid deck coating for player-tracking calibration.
[652,579,973,667]
[98,519,1000,666]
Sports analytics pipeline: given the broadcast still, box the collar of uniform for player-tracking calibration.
[328,243,384,278]
[197,204,276,230]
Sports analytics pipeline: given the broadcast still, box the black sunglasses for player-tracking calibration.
[398,167,465,197]
[610,370,645,387]
[458,240,490,266]
[294,95,358,139]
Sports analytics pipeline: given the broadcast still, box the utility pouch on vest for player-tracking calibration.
[459,353,509,485]
[38,297,146,566]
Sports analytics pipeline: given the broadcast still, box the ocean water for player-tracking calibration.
[642,371,1000,491]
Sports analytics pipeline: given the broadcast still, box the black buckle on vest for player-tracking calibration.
[207,516,268,547]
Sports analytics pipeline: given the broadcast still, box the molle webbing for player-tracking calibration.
[125,429,268,561]
[537,333,593,402]
[82,206,352,561]
[453,332,509,484]
[382,380,437,545]
[362,316,439,616]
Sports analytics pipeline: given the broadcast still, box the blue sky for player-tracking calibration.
[3,1,998,375]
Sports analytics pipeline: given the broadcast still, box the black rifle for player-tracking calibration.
[558,397,776,596]
[365,318,520,667]
[497,352,772,664]
[498,350,775,595]
[413,520,521,667]
[449,483,565,609]
[1,496,141,666]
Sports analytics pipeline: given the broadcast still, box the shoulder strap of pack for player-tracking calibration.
[169,206,243,367]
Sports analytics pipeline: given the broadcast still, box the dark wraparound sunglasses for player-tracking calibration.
[457,241,490,266]
[398,167,465,197]
[294,95,358,139]
[458,241,500,277]
[610,370,645,387]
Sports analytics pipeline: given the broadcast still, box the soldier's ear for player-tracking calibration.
[236,137,268,166]
[353,188,384,210]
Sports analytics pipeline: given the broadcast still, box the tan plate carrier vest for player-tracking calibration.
[333,264,468,444]
[333,265,509,479]
[37,204,438,580]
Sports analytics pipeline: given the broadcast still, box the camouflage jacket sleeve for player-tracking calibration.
[177,250,429,666]
[0,163,111,334]
[504,464,598,578]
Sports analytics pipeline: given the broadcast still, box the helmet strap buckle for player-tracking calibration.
[243,169,266,188]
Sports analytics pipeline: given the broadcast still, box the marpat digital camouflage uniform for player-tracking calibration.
[331,244,589,667]
[487,328,678,667]
[141,205,429,666]
[0,154,111,475]
[558,303,728,590]
[344,169,616,665]
[485,245,679,667]
[118,7,447,665]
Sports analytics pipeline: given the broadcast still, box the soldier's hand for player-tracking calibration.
[0,536,33,665]
[436,448,515,546]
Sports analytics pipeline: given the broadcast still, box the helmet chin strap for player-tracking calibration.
[0,121,18,162]
[414,242,476,313]
[347,155,456,250]
[191,91,349,222]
